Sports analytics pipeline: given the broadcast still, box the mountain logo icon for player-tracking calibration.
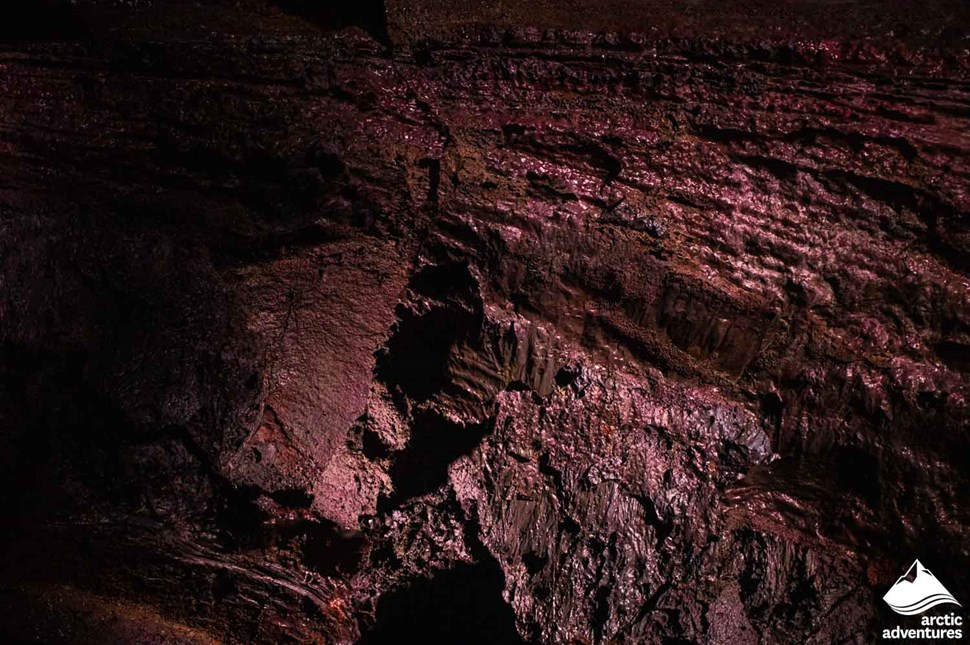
[883,560,962,615]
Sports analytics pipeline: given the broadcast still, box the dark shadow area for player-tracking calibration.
[377,307,464,402]
[361,560,525,645]
[408,263,478,302]
[301,521,365,577]
[273,0,389,43]
[384,412,488,504]
[936,340,970,372]
[376,264,482,404]
[0,345,136,526]
[834,445,881,506]
[0,1,86,41]
[376,305,478,403]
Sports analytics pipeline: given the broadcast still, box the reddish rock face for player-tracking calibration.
[0,1,967,643]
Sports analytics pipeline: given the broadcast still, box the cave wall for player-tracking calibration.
[0,1,968,643]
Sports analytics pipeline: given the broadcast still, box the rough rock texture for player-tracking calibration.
[0,1,968,643]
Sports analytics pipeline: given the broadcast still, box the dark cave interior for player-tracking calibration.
[0,0,968,643]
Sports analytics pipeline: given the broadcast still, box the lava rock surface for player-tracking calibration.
[0,1,968,643]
